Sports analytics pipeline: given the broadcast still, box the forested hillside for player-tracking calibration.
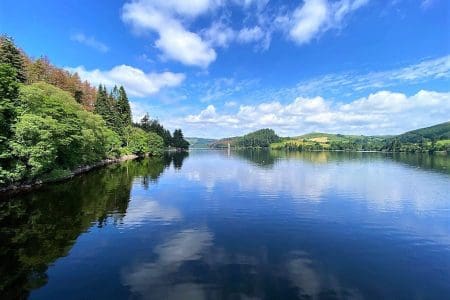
[395,122,450,143]
[0,36,188,188]
[210,129,280,148]
[211,123,450,153]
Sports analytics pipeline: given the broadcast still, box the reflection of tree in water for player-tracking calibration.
[241,149,449,175]
[0,154,188,299]
[389,152,450,175]
[139,151,189,189]
[233,149,277,168]
[172,151,189,170]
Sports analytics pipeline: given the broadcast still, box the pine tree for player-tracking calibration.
[172,129,189,149]
[117,86,131,127]
[0,35,26,83]
[110,85,119,101]
[94,85,125,136]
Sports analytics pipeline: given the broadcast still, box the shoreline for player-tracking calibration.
[0,154,139,198]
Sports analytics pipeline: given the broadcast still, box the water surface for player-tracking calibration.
[1,150,449,299]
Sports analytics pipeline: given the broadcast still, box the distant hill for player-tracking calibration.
[185,137,217,148]
[210,129,280,148]
[394,122,450,143]
[209,122,450,152]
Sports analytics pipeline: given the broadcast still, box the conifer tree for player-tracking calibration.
[117,86,131,127]
[0,35,26,83]
[172,129,189,149]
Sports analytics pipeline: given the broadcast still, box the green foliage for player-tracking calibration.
[0,40,178,187]
[394,122,450,143]
[124,127,150,155]
[117,86,131,127]
[0,36,26,83]
[214,123,450,154]
[172,129,190,149]
[147,132,165,156]
[94,84,122,135]
[0,83,122,186]
[123,126,165,156]
[137,113,173,146]
[236,128,280,148]
[0,63,19,149]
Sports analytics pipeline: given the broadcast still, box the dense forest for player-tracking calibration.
[210,122,450,153]
[0,36,188,188]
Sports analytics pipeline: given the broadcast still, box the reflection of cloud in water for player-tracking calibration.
[155,229,213,264]
[286,251,362,299]
[119,198,181,228]
[181,154,449,213]
[122,228,213,299]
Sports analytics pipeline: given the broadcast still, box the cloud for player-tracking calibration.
[184,90,450,136]
[70,33,109,53]
[237,26,265,43]
[122,0,217,67]
[122,228,213,298]
[272,55,450,100]
[421,0,434,9]
[288,0,369,44]
[121,0,370,67]
[202,21,235,48]
[65,65,185,97]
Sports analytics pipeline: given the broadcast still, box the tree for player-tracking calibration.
[94,85,121,134]
[117,86,131,127]
[137,114,173,147]
[147,132,164,156]
[0,35,26,83]
[0,63,20,184]
[172,129,189,149]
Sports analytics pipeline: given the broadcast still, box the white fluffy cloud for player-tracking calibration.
[66,65,185,97]
[122,0,217,67]
[184,90,450,136]
[288,0,369,44]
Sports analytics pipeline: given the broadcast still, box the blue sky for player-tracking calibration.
[1,0,449,138]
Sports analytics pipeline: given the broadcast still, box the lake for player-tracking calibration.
[1,150,449,299]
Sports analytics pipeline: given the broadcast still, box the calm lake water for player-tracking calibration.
[1,150,449,299]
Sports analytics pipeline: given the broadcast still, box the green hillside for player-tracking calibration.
[395,122,450,143]
[210,129,280,148]
[210,122,450,153]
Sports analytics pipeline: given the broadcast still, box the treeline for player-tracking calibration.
[135,113,190,149]
[0,36,188,187]
[273,137,449,153]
